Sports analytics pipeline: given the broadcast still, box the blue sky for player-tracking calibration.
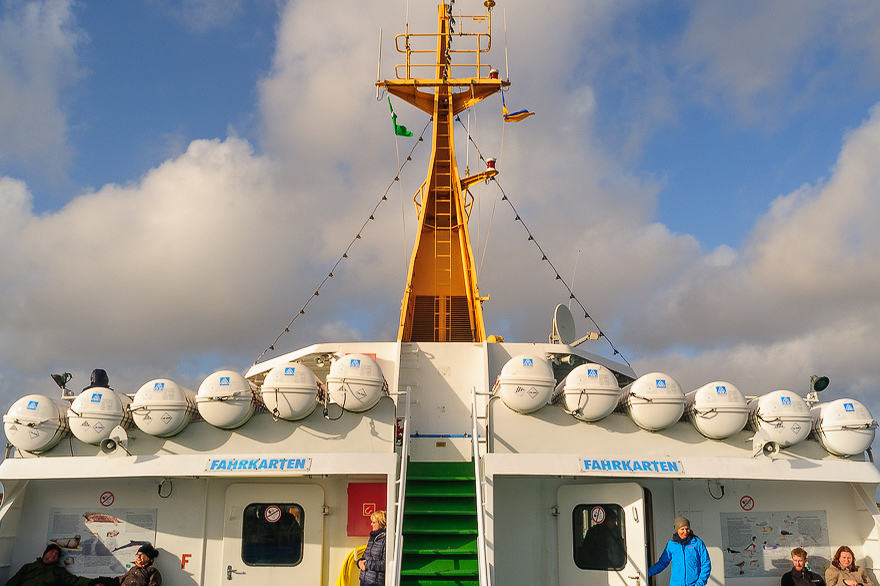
[3,0,880,449]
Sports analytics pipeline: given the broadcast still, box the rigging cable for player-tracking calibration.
[253,119,432,365]
[453,116,630,367]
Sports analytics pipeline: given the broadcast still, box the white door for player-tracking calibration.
[222,483,324,584]
[557,483,647,586]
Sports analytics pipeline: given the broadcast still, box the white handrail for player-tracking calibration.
[390,387,411,586]
[471,387,491,586]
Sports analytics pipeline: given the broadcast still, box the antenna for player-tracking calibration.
[376,28,383,100]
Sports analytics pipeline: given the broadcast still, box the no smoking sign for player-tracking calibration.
[265,505,282,523]
[740,495,755,511]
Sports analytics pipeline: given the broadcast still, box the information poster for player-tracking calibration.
[720,511,829,578]
[48,508,158,577]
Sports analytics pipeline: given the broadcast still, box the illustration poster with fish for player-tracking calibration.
[720,511,830,579]
[48,509,158,577]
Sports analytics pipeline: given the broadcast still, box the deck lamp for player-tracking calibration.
[805,374,830,406]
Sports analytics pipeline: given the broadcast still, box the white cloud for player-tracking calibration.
[676,2,880,124]
[0,0,83,180]
[148,0,246,32]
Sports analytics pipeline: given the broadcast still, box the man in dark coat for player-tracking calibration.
[781,548,825,586]
[4,543,96,586]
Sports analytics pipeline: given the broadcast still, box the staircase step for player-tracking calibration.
[401,556,479,575]
[402,534,478,555]
[403,514,477,534]
[407,460,475,480]
[405,498,477,515]
[399,579,478,586]
[406,481,475,498]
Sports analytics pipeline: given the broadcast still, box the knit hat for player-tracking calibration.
[137,544,159,561]
[674,516,691,531]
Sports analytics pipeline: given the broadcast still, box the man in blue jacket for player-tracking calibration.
[648,516,711,586]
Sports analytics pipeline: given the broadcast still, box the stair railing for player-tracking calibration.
[471,386,492,586]
[390,386,412,586]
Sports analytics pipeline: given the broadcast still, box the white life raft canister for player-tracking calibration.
[551,363,620,421]
[196,370,257,430]
[686,381,749,439]
[261,362,320,421]
[325,354,386,412]
[130,379,197,437]
[67,388,133,445]
[621,372,685,431]
[748,390,811,448]
[811,398,877,456]
[3,394,71,453]
[495,354,556,414]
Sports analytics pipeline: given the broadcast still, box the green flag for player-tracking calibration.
[388,97,413,137]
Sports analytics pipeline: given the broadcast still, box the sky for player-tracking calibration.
[2,0,880,451]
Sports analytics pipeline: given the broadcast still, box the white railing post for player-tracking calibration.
[471,387,491,586]
[390,387,411,586]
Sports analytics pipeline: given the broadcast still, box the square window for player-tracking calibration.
[572,504,626,571]
[241,503,304,566]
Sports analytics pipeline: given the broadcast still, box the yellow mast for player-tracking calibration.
[379,1,507,342]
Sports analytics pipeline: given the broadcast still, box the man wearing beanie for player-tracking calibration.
[648,516,711,586]
[94,544,161,586]
[4,543,99,586]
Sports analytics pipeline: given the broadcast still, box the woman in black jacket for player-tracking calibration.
[96,544,161,586]
[357,510,386,586]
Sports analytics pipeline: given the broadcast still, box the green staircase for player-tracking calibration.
[399,460,480,586]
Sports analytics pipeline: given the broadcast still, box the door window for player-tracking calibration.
[572,504,626,571]
[241,503,305,566]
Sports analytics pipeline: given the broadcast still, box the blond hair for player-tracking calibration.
[371,510,387,528]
